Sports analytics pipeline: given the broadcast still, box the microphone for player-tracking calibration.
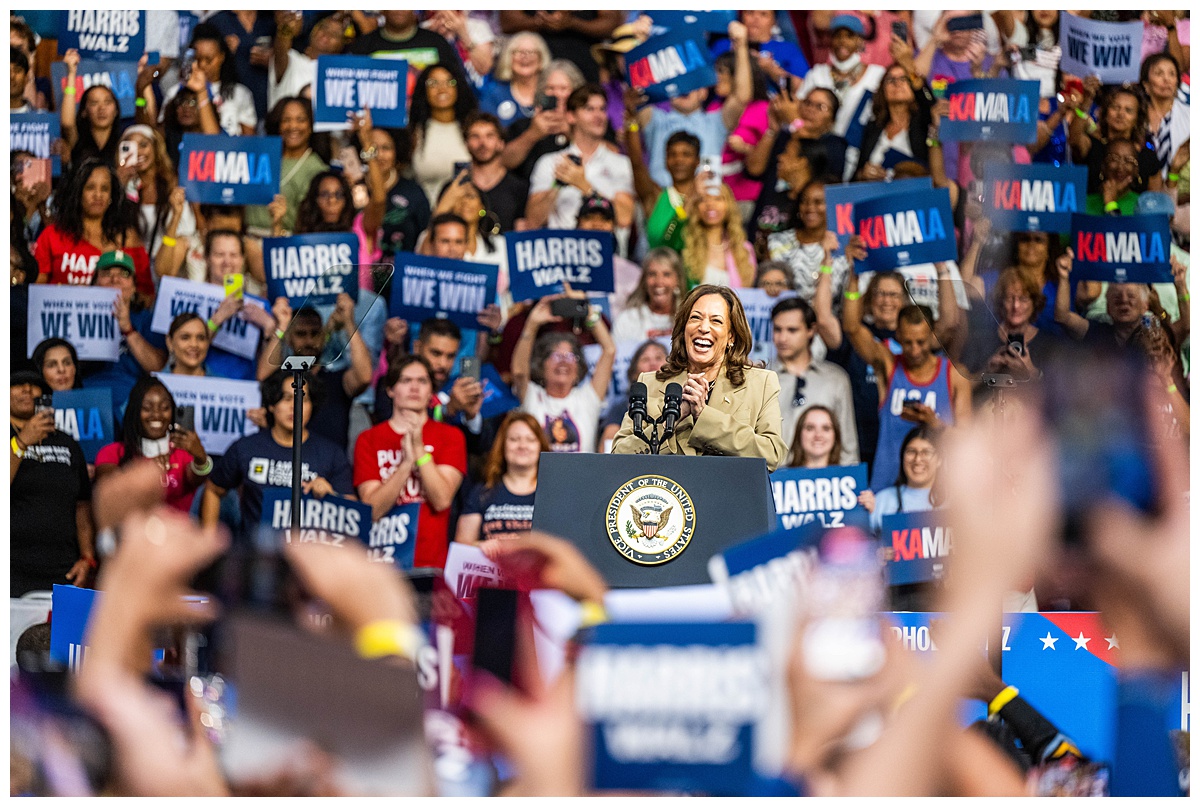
[661,382,683,439]
[628,382,648,442]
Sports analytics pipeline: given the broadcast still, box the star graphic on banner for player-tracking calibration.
[1040,632,1058,650]
[1105,634,1119,650]
[1072,632,1091,650]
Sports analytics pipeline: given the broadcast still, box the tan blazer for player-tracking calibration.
[610,366,786,472]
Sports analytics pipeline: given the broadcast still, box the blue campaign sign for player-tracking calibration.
[881,510,952,586]
[625,27,717,104]
[10,113,62,176]
[825,177,933,250]
[264,233,360,307]
[885,612,988,727]
[314,55,408,129]
[1070,214,1173,284]
[941,79,1040,143]
[49,585,98,670]
[506,229,615,301]
[1060,12,1143,85]
[651,11,736,34]
[853,186,957,271]
[261,489,374,548]
[365,503,421,570]
[577,621,767,795]
[26,285,122,362]
[771,464,871,531]
[50,59,139,119]
[388,252,499,331]
[707,522,822,615]
[52,388,114,463]
[58,10,146,61]
[154,373,260,455]
[150,276,266,360]
[983,162,1087,233]
[179,133,282,205]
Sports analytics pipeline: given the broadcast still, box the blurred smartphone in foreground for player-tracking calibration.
[801,526,886,682]
[1038,341,1159,545]
[20,158,50,191]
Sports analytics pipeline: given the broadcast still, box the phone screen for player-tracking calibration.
[223,273,244,299]
[174,405,196,433]
[119,141,137,167]
[472,587,519,685]
[460,357,481,381]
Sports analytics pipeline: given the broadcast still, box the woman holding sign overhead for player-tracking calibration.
[611,284,786,470]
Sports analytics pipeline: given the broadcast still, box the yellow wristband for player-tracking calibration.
[819,265,833,275]
[161,235,177,247]
[354,620,424,661]
[1167,383,1178,394]
[626,121,639,133]
[206,318,219,333]
[11,437,26,459]
[578,599,608,628]
[844,291,862,301]
[1104,201,1120,212]
[987,685,1020,717]
[415,452,433,467]
[1168,172,1181,183]
[1179,291,1190,303]
[64,85,76,96]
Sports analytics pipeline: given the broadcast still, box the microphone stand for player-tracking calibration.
[281,355,316,537]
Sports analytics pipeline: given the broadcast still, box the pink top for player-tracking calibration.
[352,211,383,291]
[723,100,770,202]
[94,444,201,512]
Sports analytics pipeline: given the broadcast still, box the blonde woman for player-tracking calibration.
[480,31,552,128]
[681,182,756,290]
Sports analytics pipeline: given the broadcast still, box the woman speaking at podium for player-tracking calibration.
[611,285,786,470]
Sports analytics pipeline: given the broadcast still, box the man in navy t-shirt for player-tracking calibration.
[202,370,354,542]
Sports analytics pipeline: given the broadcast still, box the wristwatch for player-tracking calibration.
[359,145,377,163]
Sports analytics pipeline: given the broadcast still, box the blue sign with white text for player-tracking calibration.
[50,59,138,119]
[825,177,933,250]
[179,133,282,205]
[651,11,737,34]
[58,10,146,62]
[1070,214,1173,284]
[264,233,360,307]
[577,621,766,795]
[771,464,871,531]
[506,229,615,301]
[707,523,823,615]
[261,489,374,546]
[984,162,1087,233]
[881,510,952,586]
[365,503,420,570]
[49,585,98,670]
[388,252,498,331]
[52,388,114,463]
[625,28,717,104]
[10,113,62,176]
[314,55,408,129]
[940,79,1040,143]
[853,187,957,271]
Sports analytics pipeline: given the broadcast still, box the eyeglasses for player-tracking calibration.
[426,78,457,88]
[179,98,199,108]
[549,351,578,364]
[802,98,831,112]
[318,190,346,200]
[792,376,807,408]
[884,75,909,85]
[903,448,936,460]
[874,290,904,300]
[1002,295,1032,305]
[511,48,540,57]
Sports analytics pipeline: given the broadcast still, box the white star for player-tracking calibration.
[1072,632,1091,650]
[1040,632,1058,650]
[1106,634,1119,650]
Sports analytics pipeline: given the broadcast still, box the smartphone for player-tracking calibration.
[118,140,137,168]
[566,153,582,167]
[550,297,588,321]
[1006,333,1025,357]
[145,51,161,66]
[901,399,921,415]
[20,158,50,192]
[777,75,790,96]
[1018,44,1038,63]
[891,20,909,42]
[1039,341,1159,546]
[946,13,984,33]
[180,48,196,81]
[471,587,519,686]
[801,527,886,682]
[453,161,471,183]
[538,94,557,112]
[173,404,196,433]
[34,394,54,416]
[460,356,481,381]
[223,273,244,299]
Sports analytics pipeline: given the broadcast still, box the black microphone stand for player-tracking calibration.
[281,355,316,536]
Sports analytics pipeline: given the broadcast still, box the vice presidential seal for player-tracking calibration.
[605,474,696,565]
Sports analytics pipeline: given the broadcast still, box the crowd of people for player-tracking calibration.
[9,8,1191,797]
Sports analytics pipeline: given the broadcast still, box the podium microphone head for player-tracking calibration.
[630,382,648,406]
[664,382,683,407]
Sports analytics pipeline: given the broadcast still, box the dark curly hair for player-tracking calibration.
[264,96,332,164]
[529,331,587,388]
[657,285,754,387]
[118,377,176,465]
[51,158,139,245]
[408,61,478,145]
[295,170,355,234]
[1097,84,1149,146]
[261,369,325,429]
[189,22,239,101]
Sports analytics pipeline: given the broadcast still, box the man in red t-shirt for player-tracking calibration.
[354,355,467,569]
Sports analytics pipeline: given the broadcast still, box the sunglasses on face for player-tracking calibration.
[793,376,807,408]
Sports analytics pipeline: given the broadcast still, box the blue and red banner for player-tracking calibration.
[1069,214,1173,283]
[881,510,952,586]
[983,162,1087,233]
[852,187,957,271]
[178,133,281,205]
[625,28,717,104]
[940,79,1040,143]
[825,177,933,251]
